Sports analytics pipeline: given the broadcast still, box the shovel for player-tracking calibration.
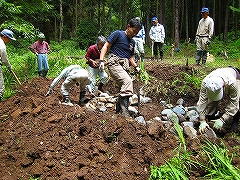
[11,70,22,85]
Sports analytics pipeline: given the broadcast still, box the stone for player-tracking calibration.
[183,126,198,138]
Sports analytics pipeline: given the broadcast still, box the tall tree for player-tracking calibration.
[223,0,230,42]
[174,0,180,48]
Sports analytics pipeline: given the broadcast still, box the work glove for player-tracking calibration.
[211,118,224,131]
[135,66,141,74]
[199,121,210,134]
[99,60,104,72]
[46,88,52,96]
[206,40,211,45]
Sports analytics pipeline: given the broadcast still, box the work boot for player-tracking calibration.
[119,96,131,118]
[154,56,158,62]
[42,70,48,78]
[202,50,207,65]
[231,111,240,132]
[195,50,202,65]
[38,71,43,77]
[63,95,71,103]
[98,83,104,92]
[160,56,163,61]
[78,91,86,106]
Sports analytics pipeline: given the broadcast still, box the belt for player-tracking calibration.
[196,35,209,38]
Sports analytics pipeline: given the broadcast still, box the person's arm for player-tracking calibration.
[209,18,214,39]
[149,27,154,41]
[0,49,12,71]
[197,81,209,121]
[49,68,68,90]
[85,46,98,68]
[100,41,111,61]
[30,42,37,54]
[46,42,50,54]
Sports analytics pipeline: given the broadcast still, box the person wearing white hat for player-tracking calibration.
[46,65,92,106]
[30,33,50,77]
[197,67,240,133]
[0,29,16,100]
[195,7,214,65]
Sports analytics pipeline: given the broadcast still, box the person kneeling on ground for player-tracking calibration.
[197,67,240,134]
[46,65,92,106]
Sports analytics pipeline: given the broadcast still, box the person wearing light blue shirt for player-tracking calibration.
[132,17,145,61]
[149,16,165,61]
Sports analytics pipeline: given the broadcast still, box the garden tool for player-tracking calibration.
[136,74,141,114]
[11,70,21,85]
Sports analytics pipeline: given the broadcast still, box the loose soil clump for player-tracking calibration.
[0,63,239,180]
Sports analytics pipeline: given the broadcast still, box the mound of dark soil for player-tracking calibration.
[0,63,239,180]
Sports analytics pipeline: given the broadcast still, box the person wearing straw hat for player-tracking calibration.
[197,67,240,133]
[0,29,16,101]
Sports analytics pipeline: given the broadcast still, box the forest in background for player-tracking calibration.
[0,0,239,49]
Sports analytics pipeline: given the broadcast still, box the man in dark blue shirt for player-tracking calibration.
[100,18,142,117]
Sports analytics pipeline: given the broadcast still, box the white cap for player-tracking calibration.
[205,76,224,101]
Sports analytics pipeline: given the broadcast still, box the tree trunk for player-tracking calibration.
[185,0,189,41]
[174,0,180,48]
[75,0,78,33]
[59,0,63,42]
[146,0,151,46]
[223,0,230,42]
[233,0,239,40]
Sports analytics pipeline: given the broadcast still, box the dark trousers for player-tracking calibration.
[153,42,164,57]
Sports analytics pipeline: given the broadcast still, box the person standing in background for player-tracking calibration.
[132,17,145,61]
[30,33,50,77]
[0,29,16,101]
[149,16,165,61]
[195,7,214,65]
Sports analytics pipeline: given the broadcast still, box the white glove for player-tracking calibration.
[46,88,52,96]
[199,121,210,134]
[99,61,104,71]
[211,118,224,131]
[135,66,141,74]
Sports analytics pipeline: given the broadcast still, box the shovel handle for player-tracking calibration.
[11,70,22,85]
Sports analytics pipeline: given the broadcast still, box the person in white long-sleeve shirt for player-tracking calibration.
[195,7,214,65]
[197,67,240,133]
[46,65,92,106]
[0,29,16,101]
[149,16,165,61]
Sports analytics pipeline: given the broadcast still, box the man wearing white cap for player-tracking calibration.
[0,29,16,100]
[46,65,92,106]
[197,67,240,133]
[30,33,50,77]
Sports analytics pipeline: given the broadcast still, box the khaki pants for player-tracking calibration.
[108,54,133,97]
[0,66,4,99]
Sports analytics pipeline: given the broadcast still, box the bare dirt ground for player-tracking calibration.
[0,63,240,180]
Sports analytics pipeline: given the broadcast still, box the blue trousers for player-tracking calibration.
[37,54,49,72]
